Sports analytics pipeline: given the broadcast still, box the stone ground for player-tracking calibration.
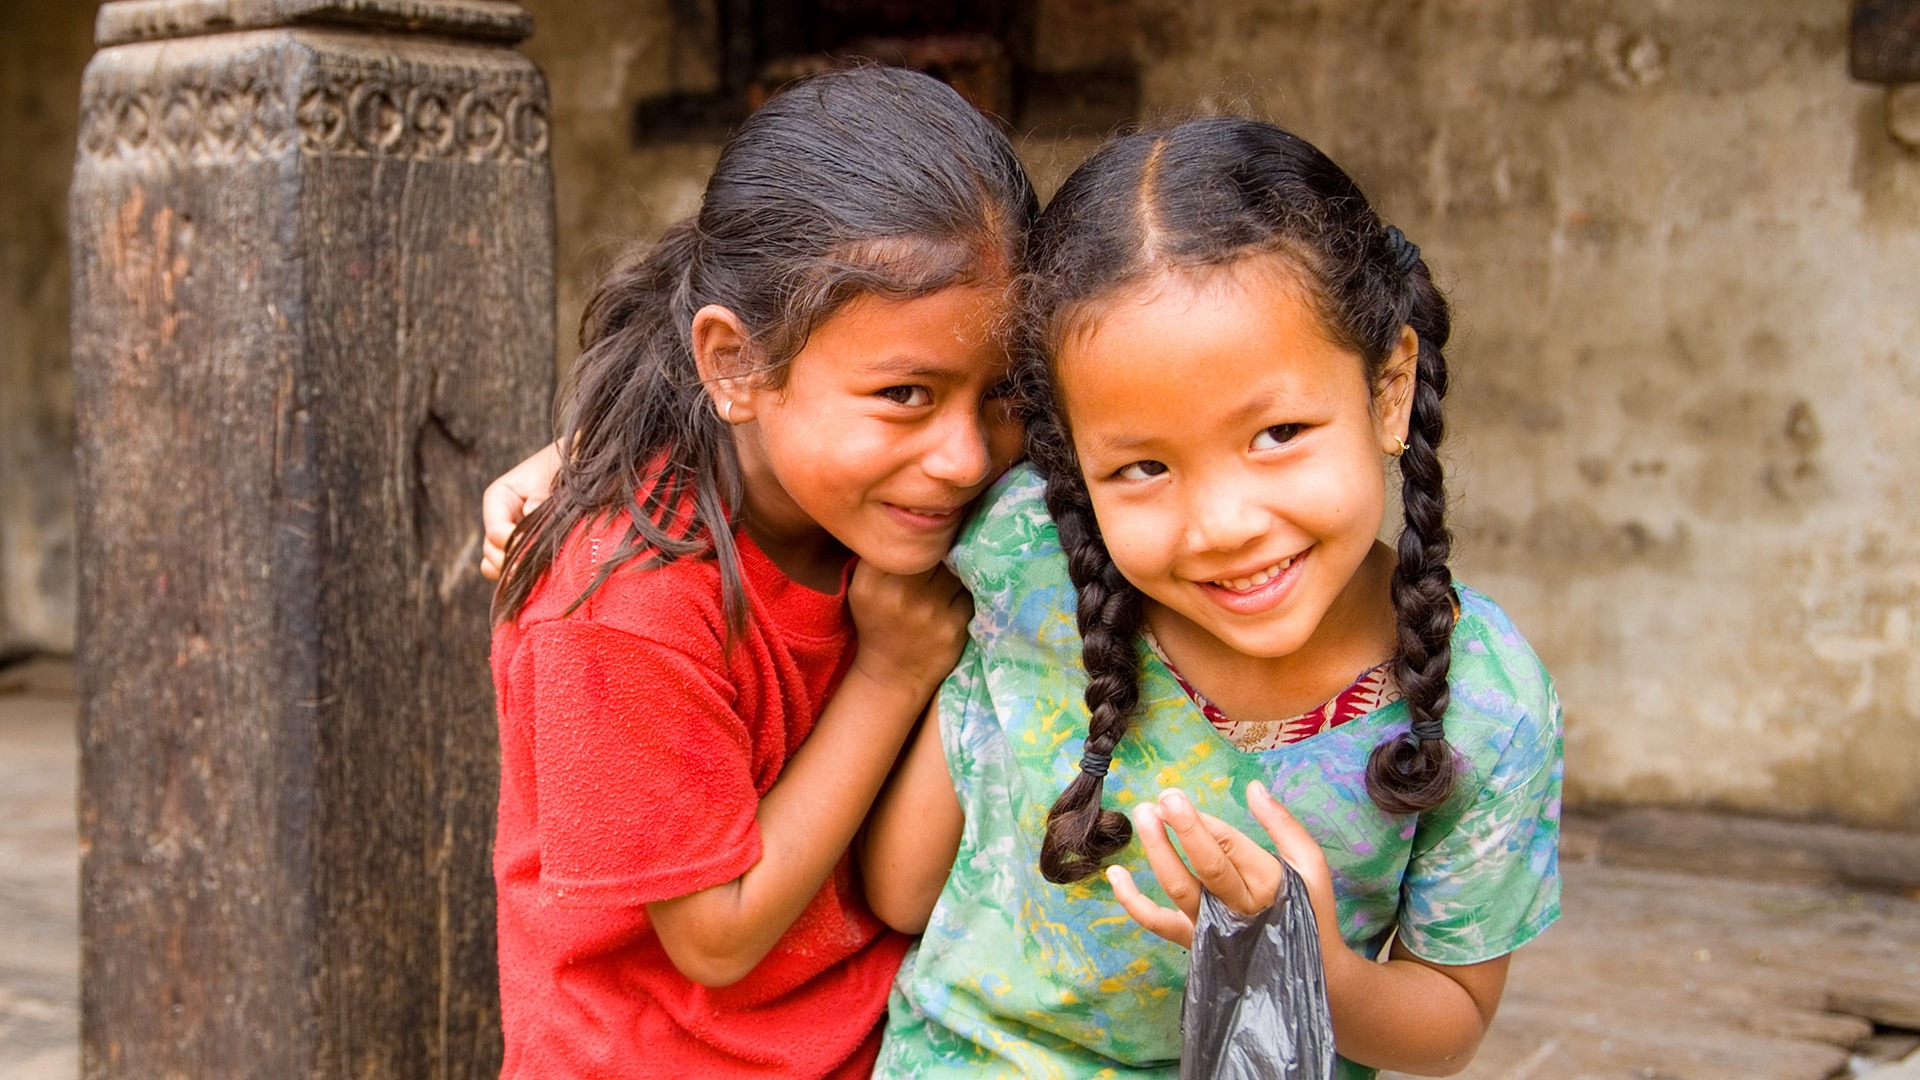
[2,659,1917,1080]
[0,660,78,1080]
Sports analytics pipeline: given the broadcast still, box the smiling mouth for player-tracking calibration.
[1208,554,1301,594]
[885,503,964,525]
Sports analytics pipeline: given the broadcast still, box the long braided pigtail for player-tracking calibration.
[1365,230,1460,814]
[1025,363,1146,884]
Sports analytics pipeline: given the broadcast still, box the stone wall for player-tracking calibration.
[10,0,1918,826]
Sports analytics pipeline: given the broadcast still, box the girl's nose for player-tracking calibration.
[1183,476,1270,553]
[921,409,992,489]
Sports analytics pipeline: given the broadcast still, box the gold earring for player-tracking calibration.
[1389,435,1409,457]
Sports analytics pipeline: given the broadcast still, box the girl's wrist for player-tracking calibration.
[843,658,941,715]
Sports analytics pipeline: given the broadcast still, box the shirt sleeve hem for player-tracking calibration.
[1395,900,1562,968]
[538,831,762,909]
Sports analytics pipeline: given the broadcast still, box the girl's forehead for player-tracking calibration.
[1051,259,1375,426]
[1062,258,1332,359]
[793,280,1015,375]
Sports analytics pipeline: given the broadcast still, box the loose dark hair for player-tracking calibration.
[1021,118,1458,884]
[494,65,1037,628]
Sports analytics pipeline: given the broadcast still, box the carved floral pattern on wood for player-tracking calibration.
[81,68,549,165]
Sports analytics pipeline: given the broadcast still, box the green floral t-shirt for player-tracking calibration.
[878,465,1563,1079]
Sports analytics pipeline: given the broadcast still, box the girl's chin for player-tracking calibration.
[847,543,952,577]
[1150,603,1315,663]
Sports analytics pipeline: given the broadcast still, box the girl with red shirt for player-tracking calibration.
[485,66,1036,1079]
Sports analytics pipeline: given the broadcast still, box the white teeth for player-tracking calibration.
[1213,556,1295,592]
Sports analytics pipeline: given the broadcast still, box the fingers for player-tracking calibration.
[1246,780,1343,941]
[1131,802,1204,926]
[846,562,973,690]
[1153,789,1287,916]
[480,442,564,579]
[478,493,540,581]
[1110,785,1336,950]
[1195,808,1285,911]
[1147,791,1248,911]
[1105,865,1194,948]
[1245,780,1330,881]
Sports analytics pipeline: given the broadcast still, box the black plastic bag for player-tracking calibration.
[1179,862,1336,1079]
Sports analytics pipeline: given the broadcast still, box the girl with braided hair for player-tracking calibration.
[482,114,1561,1078]
[863,117,1562,1078]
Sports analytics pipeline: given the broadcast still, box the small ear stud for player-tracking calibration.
[721,399,734,423]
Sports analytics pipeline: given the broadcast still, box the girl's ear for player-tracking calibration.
[1375,325,1420,453]
[691,304,759,422]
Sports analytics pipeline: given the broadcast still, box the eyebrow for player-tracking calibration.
[1082,390,1301,457]
[1223,390,1299,425]
[1083,431,1159,457]
[862,355,967,379]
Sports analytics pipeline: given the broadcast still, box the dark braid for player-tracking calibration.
[1023,120,1462,882]
[1367,240,1459,814]
[1025,358,1145,883]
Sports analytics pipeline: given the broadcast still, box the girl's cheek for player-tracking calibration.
[986,421,1023,471]
[1098,511,1165,575]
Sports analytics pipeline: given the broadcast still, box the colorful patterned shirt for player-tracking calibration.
[878,464,1563,1079]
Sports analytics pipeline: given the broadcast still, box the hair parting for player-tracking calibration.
[1022,119,1461,882]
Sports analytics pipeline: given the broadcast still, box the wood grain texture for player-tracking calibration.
[97,0,533,47]
[70,12,551,1078]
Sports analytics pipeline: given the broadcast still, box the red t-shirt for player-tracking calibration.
[492,514,910,1079]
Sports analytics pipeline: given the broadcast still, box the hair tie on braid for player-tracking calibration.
[1409,718,1446,743]
[1078,749,1112,779]
[1384,225,1422,274]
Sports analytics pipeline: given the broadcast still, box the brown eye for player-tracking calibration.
[1251,424,1304,450]
[880,385,933,407]
[1116,460,1168,481]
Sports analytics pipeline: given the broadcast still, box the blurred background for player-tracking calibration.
[1,2,1917,1078]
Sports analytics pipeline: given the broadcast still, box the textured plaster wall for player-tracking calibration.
[0,1,90,654]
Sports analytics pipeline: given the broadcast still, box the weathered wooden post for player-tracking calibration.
[69,2,554,1075]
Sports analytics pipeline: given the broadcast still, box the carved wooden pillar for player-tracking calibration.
[69,3,554,1076]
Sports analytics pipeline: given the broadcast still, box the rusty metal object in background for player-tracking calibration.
[1851,0,1920,83]
[69,1,554,1075]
